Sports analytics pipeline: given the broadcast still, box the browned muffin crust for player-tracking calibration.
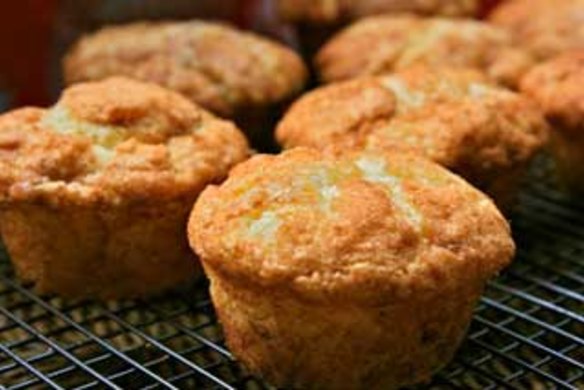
[278,0,480,23]
[0,77,250,299]
[521,51,584,129]
[189,148,515,388]
[489,0,584,61]
[316,15,533,88]
[277,67,548,206]
[521,51,584,193]
[64,21,308,118]
[0,77,250,206]
[190,148,514,304]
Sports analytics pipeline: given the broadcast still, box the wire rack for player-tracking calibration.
[0,159,583,390]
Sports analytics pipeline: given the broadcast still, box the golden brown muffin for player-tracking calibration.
[277,0,480,23]
[489,0,584,61]
[316,15,534,88]
[63,20,308,149]
[188,147,515,389]
[521,51,584,193]
[0,77,250,300]
[277,67,548,209]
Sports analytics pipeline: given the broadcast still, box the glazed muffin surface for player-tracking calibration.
[0,77,250,299]
[316,15,533,87]
[189,148,515,388]
[489,0,584,61]
[277,0,480,23]
[277,68,548,207]
[64,21,307,118]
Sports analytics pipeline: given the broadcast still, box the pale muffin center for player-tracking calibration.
[382,75,500,111]
[308,169,341,211]
[242,158,427,241]
[356,156,422,230]
[243,167,342,240]
[468,82,498,98]
[398,21,455,65]
[396,20,505,69]
[247,210,281,240]
[42,105,125,163]
[381,77,426,111]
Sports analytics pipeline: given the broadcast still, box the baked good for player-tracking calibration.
[489,0,584,61]
[277,67,548,209]
[276,0,481,66]
[521,51,584,193]
[188,147,515,389]
[315,15,534,88]
[277,0,480,23]
[63,20,308,149]
[0,77,250,299]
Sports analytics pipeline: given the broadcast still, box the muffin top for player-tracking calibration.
[489,0,584,61]
[189,148,515,305]
[277,67,548,191]
[0,77,250,206]
[277,0,480,23]
[316,15,533,88]
[64,21,308,117]
[521,51,584,129]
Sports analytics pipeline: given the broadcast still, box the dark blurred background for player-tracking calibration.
[0,0,503,112]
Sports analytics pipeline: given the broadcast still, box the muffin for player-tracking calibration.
[277,0,481,23]
[521,51,584,193]
[277,67,549,209]
[188,147,515,389]
[0,77,250,299]
[275,1,482,65]
[63,20,308,150]
[315,15,534,88]
[489,0,584,61]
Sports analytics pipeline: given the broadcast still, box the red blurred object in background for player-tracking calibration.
[0,0,58,107]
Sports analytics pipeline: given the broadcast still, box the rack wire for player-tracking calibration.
[0,159,582,390]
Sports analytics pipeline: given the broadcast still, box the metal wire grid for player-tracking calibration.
[0,161,582,390]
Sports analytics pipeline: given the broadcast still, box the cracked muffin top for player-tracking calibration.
[189,148,515,304]
[489,0,584,61]
[316,15,533,88]
[0,77,250,206]
[277,0,480,23]
[277,67,548,192]
[521,51,584,129]
[64,21,308,117]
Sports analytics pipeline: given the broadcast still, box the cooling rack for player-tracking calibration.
[0,159,582,389]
